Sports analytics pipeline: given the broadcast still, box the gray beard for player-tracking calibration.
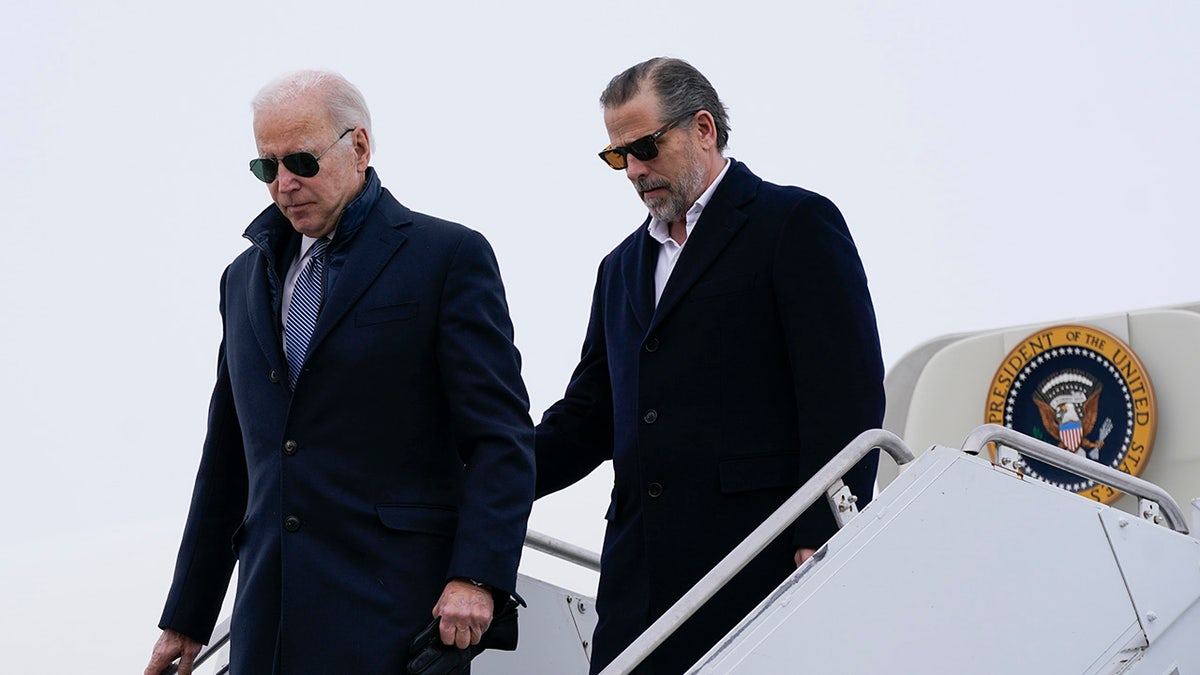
[642,158,707,225]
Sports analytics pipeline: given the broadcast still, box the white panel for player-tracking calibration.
[476,574,597,674]
[1109,310,1200,516]
[882,307,1200,515]
[695,447,1145,674]
[1000,312,1130,352]
[903,332,1006,455]
[875,331,1006,491]
[1099,508,1200,644]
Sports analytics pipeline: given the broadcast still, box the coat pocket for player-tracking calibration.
[718,452,800,494]
[376,504,458,537]
[356,301,419,326]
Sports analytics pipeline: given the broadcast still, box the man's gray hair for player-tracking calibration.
[599,57,730,151]
[252,70,374,150]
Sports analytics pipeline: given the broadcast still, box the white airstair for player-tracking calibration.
[686,426,1200,674]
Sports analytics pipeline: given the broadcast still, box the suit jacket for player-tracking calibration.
[536,160,885,674]
[158,169,536,674]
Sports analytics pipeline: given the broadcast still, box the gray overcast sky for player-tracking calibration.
[1,1,1197,671]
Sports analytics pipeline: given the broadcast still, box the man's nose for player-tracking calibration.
[275,164,302,191]
[624,154,650,180]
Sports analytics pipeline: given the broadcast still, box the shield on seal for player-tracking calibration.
[1059,420,1083,451]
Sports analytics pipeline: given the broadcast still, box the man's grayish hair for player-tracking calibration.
[600,57,731,151]
[253,70,374,150]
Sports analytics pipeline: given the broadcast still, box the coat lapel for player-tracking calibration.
[246,252,287,376]
[243,208,296,377]
[304,197,410,356]
[649,161,757,333]
[620,219,657,334]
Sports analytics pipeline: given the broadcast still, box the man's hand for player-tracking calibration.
[794,547,817,567]
[432,579,494,649]
[144,629,203,675]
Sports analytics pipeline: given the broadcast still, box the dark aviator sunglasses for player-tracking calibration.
[249,128,355,183]
[598,110,700,170]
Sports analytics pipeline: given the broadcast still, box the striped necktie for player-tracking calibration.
[284,237,330,389]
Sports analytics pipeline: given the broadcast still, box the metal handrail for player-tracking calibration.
[524,528,602,572]
[598,429,915,675]
[961,424,1189,533]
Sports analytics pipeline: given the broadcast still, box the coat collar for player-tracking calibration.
[240,169,410,381]
[619,159,760,336]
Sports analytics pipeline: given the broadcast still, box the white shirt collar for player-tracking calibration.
[647,159,732,244]
[297,228,337,259]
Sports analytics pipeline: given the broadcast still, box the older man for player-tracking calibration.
[145,70,535,674]
[535,58,886,673]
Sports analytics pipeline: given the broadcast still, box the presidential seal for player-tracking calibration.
[984,324,1156,504]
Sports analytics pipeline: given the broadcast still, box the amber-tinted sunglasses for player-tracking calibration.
[598,110,699,170]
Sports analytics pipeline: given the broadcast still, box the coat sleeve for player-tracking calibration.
[533,262,617,498]
[158,267,249,643]
[435,229,536,599]
[773,193,886,549]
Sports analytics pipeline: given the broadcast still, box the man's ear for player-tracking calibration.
[352,127,372,170]
[693,110,718,151]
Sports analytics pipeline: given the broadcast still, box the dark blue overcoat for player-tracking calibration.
[159,170,535,673]
[536,161,885,674]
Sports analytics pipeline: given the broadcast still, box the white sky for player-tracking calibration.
[1,1,1197,671]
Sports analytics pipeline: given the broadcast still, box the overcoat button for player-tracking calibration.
[283,440,297,456]
[284,516,301,532]
[269,369,280,384]
[645,338,659,353]
[648,482,663,498]
[643,409,658,424]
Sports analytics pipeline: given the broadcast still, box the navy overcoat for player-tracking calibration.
[159,170,536,673]
[536,161,885,674]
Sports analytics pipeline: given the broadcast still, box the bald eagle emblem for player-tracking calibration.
[1033,369,1112,460]
[985,324,1156,504]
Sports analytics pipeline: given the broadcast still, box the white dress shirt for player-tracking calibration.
[646,159,731,305]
